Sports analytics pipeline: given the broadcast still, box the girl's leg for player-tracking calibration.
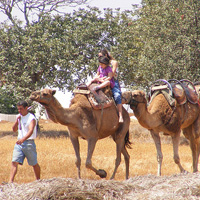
[93,80,110,91]
[112,80,123,123]
[117,104,124,123]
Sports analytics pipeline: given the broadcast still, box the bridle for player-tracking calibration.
[122,92,146,108]
[129,98,146,109]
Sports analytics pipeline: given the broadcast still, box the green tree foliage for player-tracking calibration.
[0,7,136,114]
[129,0,200,87]
[0,87,18,114]
[0,0,199,113]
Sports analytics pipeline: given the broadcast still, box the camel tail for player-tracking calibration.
[124,130,132,149]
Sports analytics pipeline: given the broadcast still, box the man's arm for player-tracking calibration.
[12,115,21,132]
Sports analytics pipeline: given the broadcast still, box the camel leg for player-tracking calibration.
[190,115,200,172]
[189,136,200,172]
[171,130,186,173]
[110,142,123,180]
[70,136,81,178]
[121,146,130,179]
[86,138,107,178]
[183,125,200,173]
[150,130,163,176]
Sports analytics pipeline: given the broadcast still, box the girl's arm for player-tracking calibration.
[87,72,100,86]
[111,60,118,76]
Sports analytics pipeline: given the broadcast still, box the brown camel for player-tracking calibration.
[30,88,131,179]
[122,90,200,176]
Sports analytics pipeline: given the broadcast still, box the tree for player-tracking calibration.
[0,0,88,26]
[0,86,18,114]
[128,0,200,87]
[0,7,136,108]
[1,0,199,114]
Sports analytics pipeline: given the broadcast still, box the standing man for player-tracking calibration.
[9,100,40,183]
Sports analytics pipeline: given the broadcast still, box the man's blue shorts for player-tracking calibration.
[12,140,38,166]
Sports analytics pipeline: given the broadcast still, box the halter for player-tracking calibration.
[130,98,146,108]
[122,91,146,108]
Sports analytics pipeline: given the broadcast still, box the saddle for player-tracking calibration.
[194,81,200,101]
[150,79,199,105]
[73,83,114,110]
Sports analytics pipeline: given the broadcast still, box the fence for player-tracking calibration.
[0,113,17,122]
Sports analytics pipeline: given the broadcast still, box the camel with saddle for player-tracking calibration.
[122,79,200,176]
[30,84,131,179]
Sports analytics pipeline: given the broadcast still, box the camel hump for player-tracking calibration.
[180,80,199,104]
[150,79,199,105]
[171,83,187,105]
[73,83,114,110]
[171,79,198,105]
[150,79,175,106]
[73,83,90,94]
[88,83,114,110]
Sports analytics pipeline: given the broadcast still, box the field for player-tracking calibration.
[1,119,200,199]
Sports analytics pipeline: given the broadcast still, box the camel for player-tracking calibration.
[122,89,200,176]
[30,88,131,179]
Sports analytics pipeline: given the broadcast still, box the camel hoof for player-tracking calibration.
[181,170,189,174]
[97,169,107,178]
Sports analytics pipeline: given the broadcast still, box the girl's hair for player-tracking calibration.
[99,49,114,61]
[99,56,110,65]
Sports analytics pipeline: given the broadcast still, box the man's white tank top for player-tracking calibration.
[17,113,37,140]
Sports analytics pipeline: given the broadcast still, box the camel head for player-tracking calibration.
[30,88,56,106]
[122,90,147,109]
[121,91,132,104]
[128,90,147,110]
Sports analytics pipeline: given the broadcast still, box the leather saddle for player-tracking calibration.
[194,81,200,101]
[150,79,199,105]
[73,83,114,110]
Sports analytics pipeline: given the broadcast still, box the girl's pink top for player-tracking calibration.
[97,65,115,88]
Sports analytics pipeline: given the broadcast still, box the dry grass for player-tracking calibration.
[1,119,199,200]
[0,119,193,184]
[2,174,200,200]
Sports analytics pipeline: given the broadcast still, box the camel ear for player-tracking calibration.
[52,90,56,96]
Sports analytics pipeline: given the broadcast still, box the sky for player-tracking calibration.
[67,0,141,12]
[1,0,141,109]
[1,0,142,23]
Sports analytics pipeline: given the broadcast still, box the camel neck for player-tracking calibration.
[44,97,74,126]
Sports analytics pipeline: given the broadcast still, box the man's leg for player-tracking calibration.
[33,163,40,180]
[9,162,19,183]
